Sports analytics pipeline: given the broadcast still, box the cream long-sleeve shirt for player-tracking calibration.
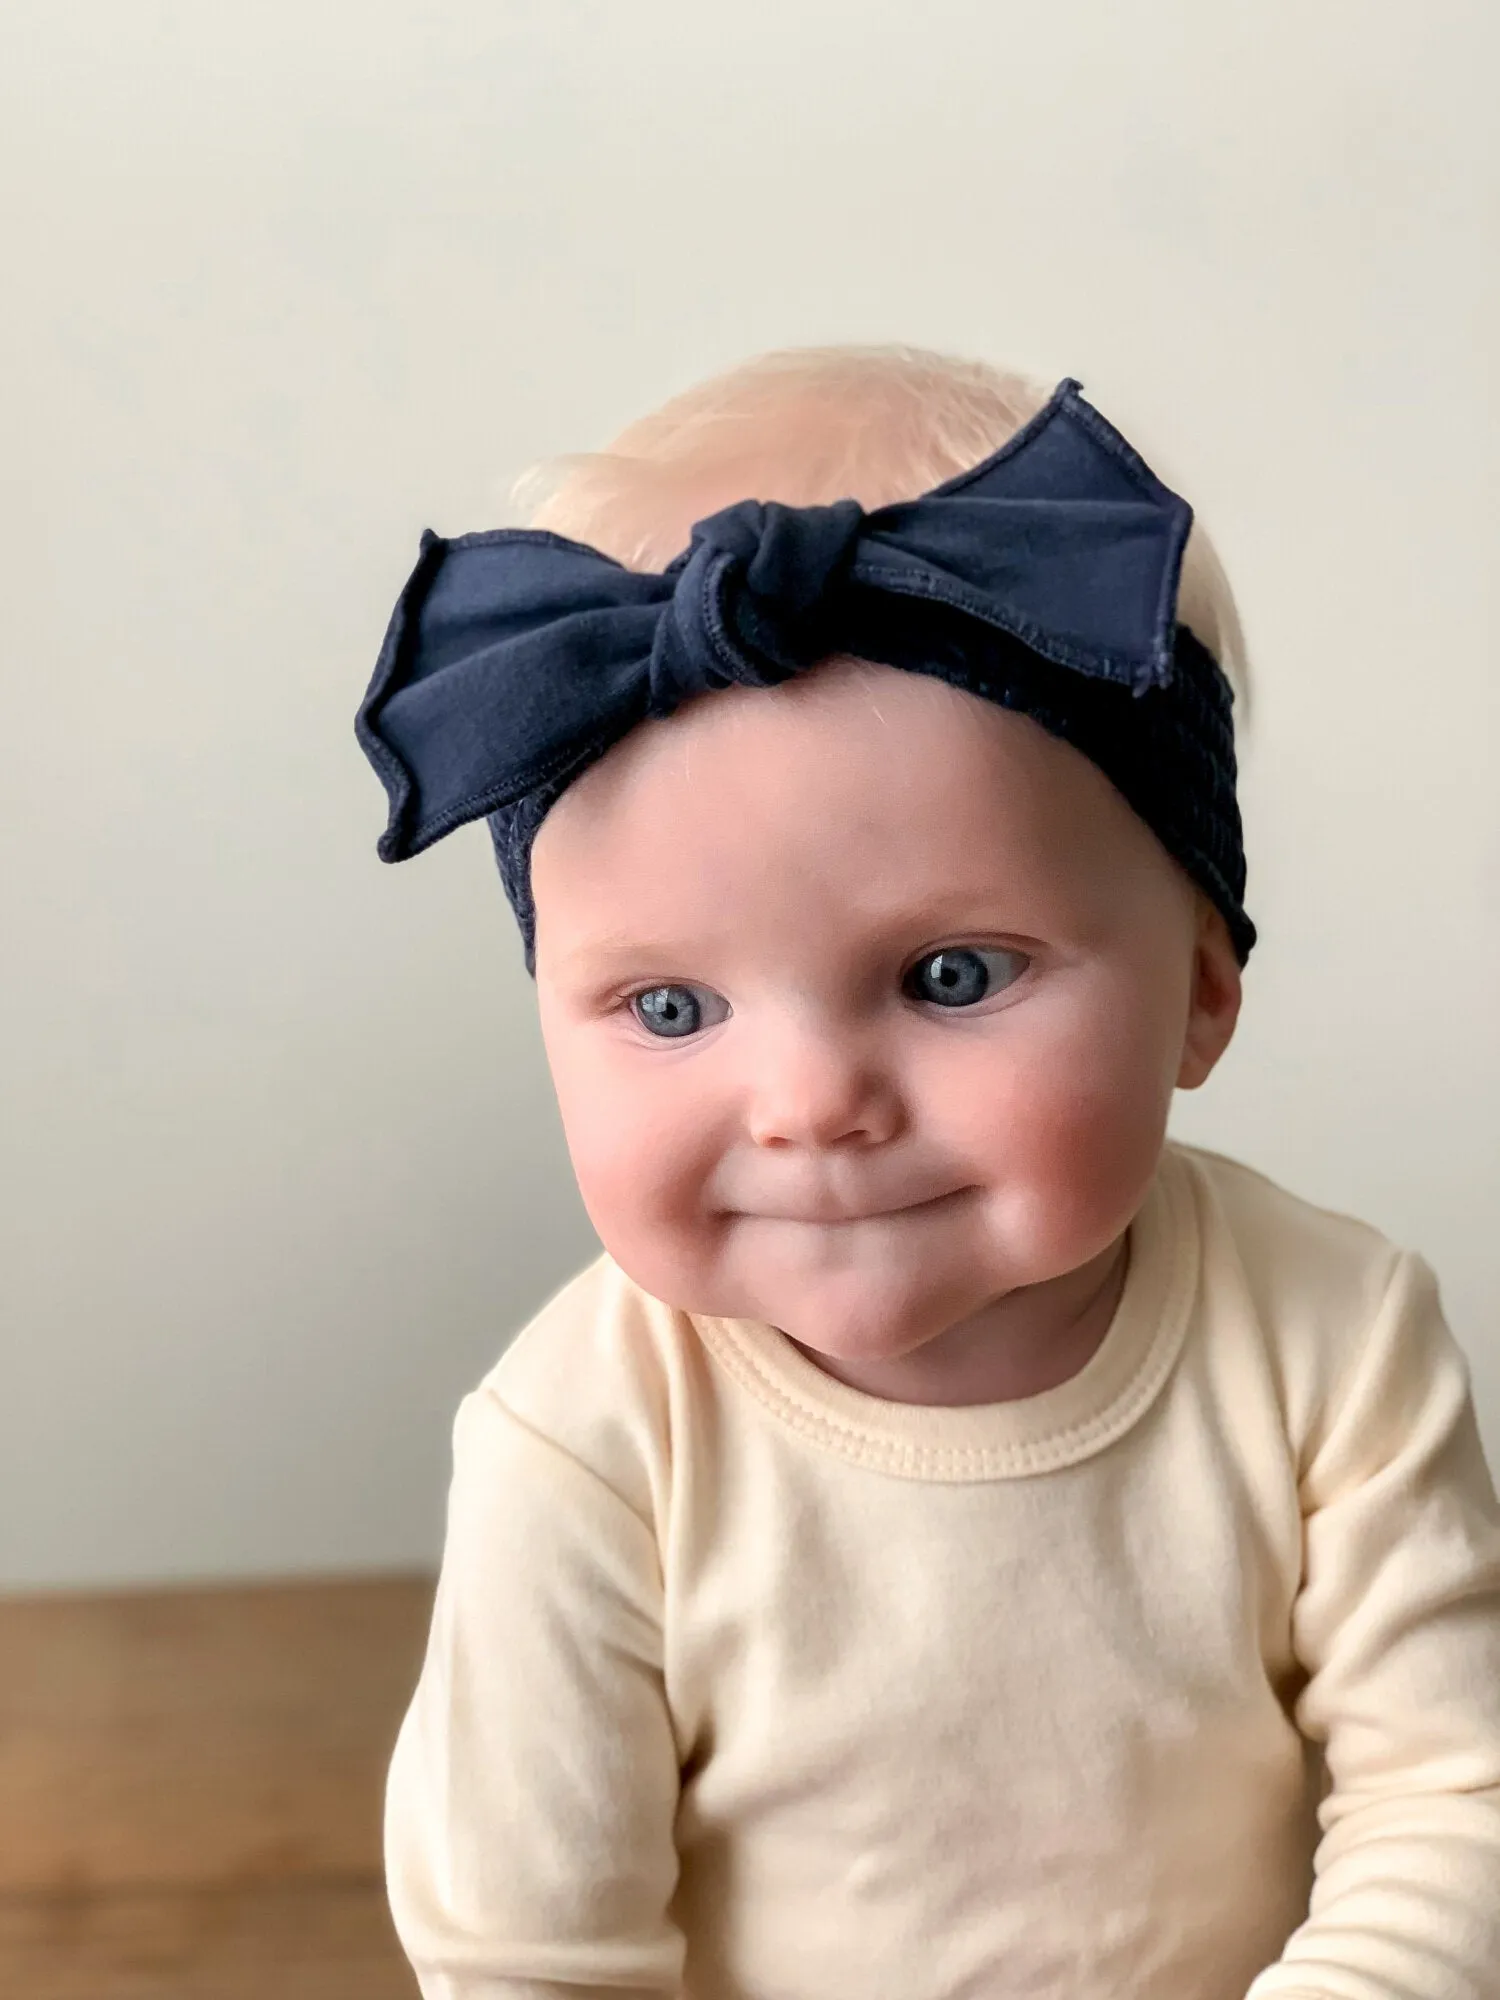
[385,1145,1500,1999]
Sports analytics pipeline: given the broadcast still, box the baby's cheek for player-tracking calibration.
[946,1028,1171,1267]
[561,1073,727,1291]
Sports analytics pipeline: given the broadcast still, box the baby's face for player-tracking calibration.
[531,661,1237,1370]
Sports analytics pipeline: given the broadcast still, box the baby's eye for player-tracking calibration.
[631,983,730,1039]
[903,946,1030,1009]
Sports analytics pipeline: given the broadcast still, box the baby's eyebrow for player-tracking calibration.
[546,902,1063,982]
[545,933,695,977]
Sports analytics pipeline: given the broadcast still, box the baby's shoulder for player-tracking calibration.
[1172,1142,1404,1304]
[1167,1141,1423,1432]
[473,1254,699,1525]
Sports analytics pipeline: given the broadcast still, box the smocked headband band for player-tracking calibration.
[357,378,1254,967]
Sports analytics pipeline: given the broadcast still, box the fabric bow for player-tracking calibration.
[357,378,1194,863]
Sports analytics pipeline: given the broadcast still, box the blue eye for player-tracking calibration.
[904,947,1029,1009]
[631,984,728,1038]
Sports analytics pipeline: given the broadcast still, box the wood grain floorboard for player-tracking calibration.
[0,1574,435,1994]
[0,1879,418,2000]
[0,1574,435,1896]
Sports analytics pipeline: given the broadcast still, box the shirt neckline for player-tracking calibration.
[692,1145,1198,1482]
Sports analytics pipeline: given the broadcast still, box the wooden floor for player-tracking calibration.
[0,1574,435,1998]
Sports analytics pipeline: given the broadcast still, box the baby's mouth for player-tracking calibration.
[737,1187,969,1225]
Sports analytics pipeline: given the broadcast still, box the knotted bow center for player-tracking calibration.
[695,496,867,616]
[649,495,867,712]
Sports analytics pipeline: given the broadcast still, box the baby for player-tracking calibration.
[357,348,1500,1999]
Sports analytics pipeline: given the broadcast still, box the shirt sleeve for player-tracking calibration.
[384,1385,686,2000]
[1246,1252,1500,2000]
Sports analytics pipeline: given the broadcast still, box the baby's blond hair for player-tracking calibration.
[518,344,1249,704]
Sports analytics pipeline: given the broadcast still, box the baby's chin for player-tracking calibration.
[603,1199,1120,1362]
[694,1244,1003,1367]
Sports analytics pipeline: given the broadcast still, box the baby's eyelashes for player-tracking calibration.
[625,946,1032,1037]
[902,947,1031,1009]
[631,983,732,1039]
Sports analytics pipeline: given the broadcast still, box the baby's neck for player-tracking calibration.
[788,1232,1130,1409]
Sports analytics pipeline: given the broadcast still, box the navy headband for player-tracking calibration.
[357,378,1254,968]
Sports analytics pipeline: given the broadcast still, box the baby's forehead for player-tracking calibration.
[530,661,1178,966]
[551,660,1120,845]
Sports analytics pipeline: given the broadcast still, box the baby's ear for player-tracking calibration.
[1176,898,1242,1090]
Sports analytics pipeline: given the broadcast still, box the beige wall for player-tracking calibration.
[4,0,1496,1588]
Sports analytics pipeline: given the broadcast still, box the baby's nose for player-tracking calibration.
[744,1022,903,1151]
